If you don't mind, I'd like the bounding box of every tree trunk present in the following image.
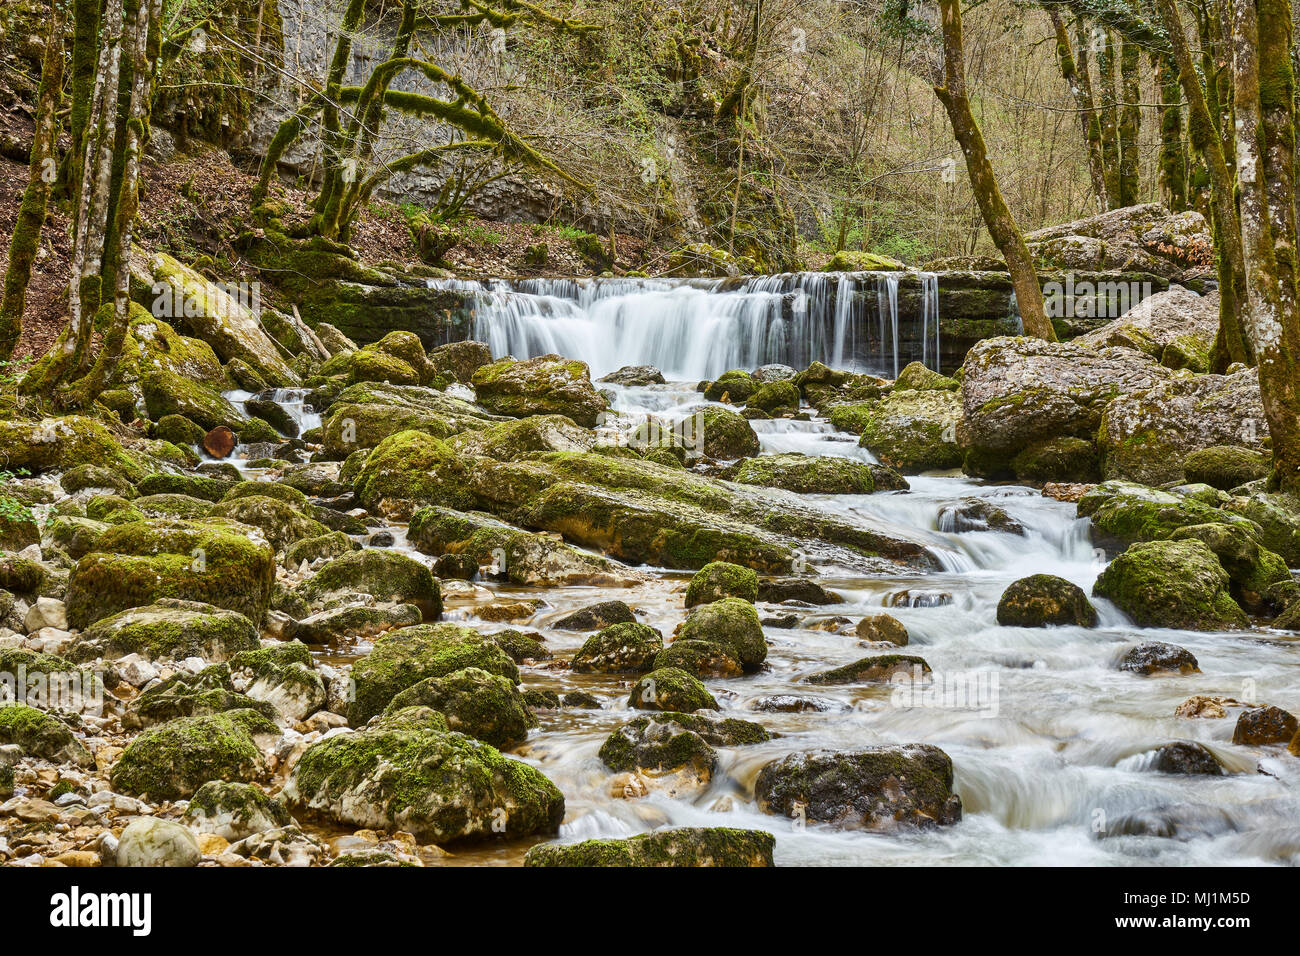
[934,0,1055,341]
[1047,8,1107,212]
[0,0,67,361]
[1118,36,1141,206]
[1097,31,1122,207]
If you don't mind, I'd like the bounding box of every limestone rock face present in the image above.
[1076,286,1219,371]
[1025,203,1212,280]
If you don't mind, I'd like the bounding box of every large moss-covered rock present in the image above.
[747,379,800,415]
[452,414,595,461]
[0,705,93,767]
[352,430,475,520]
[182,781,292,840]
[1097,368,1268,485]
[693,406,760,460]
[429,340,492,383]
[675,597,767,669]
[524,827,774,867]
[685,561,759,607]
[755,744,962,830]
[996,574,1098,627]
[61,463,138,498]
[0,416,146,480]
[1168,523,1290,609]
[137,472,237,502]
[1183,445,1272,490]
[628,667,718,712]
[959,337,1171,476]
[230,642,327,722]
[471,354,606,427]
[67,599,259,663]
[572,622,663,673]
[734,453,874,494]
[65,518,276,628]
[855,389,962,473]
[1010,437,1100,483]
[44,512,112,561]
[383,666,534,747]
[299,549,441,618]
[123,664,275,729]
[207,495,328,552]
[110,708,278,800]
[703,369,759,403]
[319,382,492,456]
[598,711,769,773]
[284,706,564,844]
[1093,539,1248,630]
[1077,481,1257,550]
[348,623,519,724]
[1223,493,1300,565]
[804,654,930,685]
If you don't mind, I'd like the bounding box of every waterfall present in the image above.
[431,271,942,381]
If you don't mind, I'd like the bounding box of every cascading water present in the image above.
[431,271,942,380]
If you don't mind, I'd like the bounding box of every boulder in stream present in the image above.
[1093,540,1247,630]
[524,827,774,867]
[996,574,1097,628]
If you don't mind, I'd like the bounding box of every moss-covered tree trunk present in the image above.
[1047,8,1107,212]
[58,0,103,197]
[934,0,1054,341]
[1157,56,1188,210]
[0,0,68,361]
[1097,30,1122,208]
[1118,35,1141,206]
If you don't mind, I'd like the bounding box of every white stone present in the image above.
[113,817,201,867]
[24,597,67,632]
[116,654,159,688]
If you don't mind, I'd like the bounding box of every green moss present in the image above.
[0,704,93,766]
[524,827,775,867]
[733,454,875,494]
[353,429,475,519]
[804,654,930,685]
[1093,539,1248,630]
[110,708,277,800]
[383,666,535,747]
[627,667,717,711]
[137,472,238,502]
[676,597,766,668]
[300,549,440,616]
[70,600,259,663]
[572,622,664,673]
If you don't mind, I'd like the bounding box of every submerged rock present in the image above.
[525,827,774,867]
[854,613,909,645]
[805,654,929,685]
[284,706,564,844]
[1116,641,1200,676]
[755,744,962,830]
[1150,742,1223,776]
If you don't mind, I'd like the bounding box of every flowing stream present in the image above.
[235,378,1300,866]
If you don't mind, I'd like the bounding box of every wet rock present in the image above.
[734,453,874,494]
[203,426,238,458]
[562,691,600,708]
[938,497,1025,534]
[428,340,493,383]
[676,597,767,670]
[432,553,478,580]
[67,599,259,663]
[703,369,759,403]
[348,623,519,724]
[747,380,800,416]
[1183,445,1272,491]
[112,817,201,868]
[887,589,951,608]
[1232,706,1298,746]
[383,667,535,747]
[123,664,275,729]
[285,706,564,844]
[654,639,743,677]
[1116,641,1199,676]
[598,365,665,386]
[553,600,635,631]
[628,667,717,712]
[1169,523,1289,610]
[1093,540,1248,630]
[598,712,768,775]
[525,827,774,867]
[1151,742,1223,775]
[996,574,1097,627]
[853,389,962,473]
[685,561,758,607]
[471,354,607,427]
[110,709,278,800]
[572,622,663,673]
[755,744,962,830]
[804,654,929,685]
[749,695,843,713]
[1098,368,1268,485]
[693,406,760,459]
[758,577,841,605]
[854,613,909,645]
[183,781,292,841]
[1175,695,1235,719]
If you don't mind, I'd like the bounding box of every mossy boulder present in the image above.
[572,622,664,673]
[734,453,875,494]
[183,781,292,840]
[284,530,360,567]
[0,555,46,593]
[1093,539,1248,630]
[452,415,595,462]
[1222,493,1300,565]
[0,510,39,551]
[996,574,1098,627]
[65,518,276,628]
[0,705,93,767]
[676,597,767,669]
[353,430,475,520]
[746,379,800,415]
[693,405,760,460]
[133,493,215,520]
[1168,523,1290,609]
[61,463,138,498]
[805,654,930,685]
[348,623,519,724]
[123,664,275,730]
[524,826,774,867]
[67,599,259,663]
[230,642,327,722]
[855,614,909,645]
[110,708,278,800]
[598,712,769,773]
[383,667,535,747]
[299,549,441,618]
[284,706,564,844]
[755,744,962,830]
[685,561,759,607]
[154,414,207,447]
[0,416,145,480]
[894,362,958,391]
[470,354,607,427]
[1010,437,1101,484]
[1183,445,1271,490]
[1077,481,1258,550]
[652,639,743,677]
[429,340,493,383]
[856,389,962,473]
[137,472,237,502]
[703,369,758,403]
[208,495,328,552]
[628,667,718,712]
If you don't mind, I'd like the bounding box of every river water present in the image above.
[237,377,1300,866]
